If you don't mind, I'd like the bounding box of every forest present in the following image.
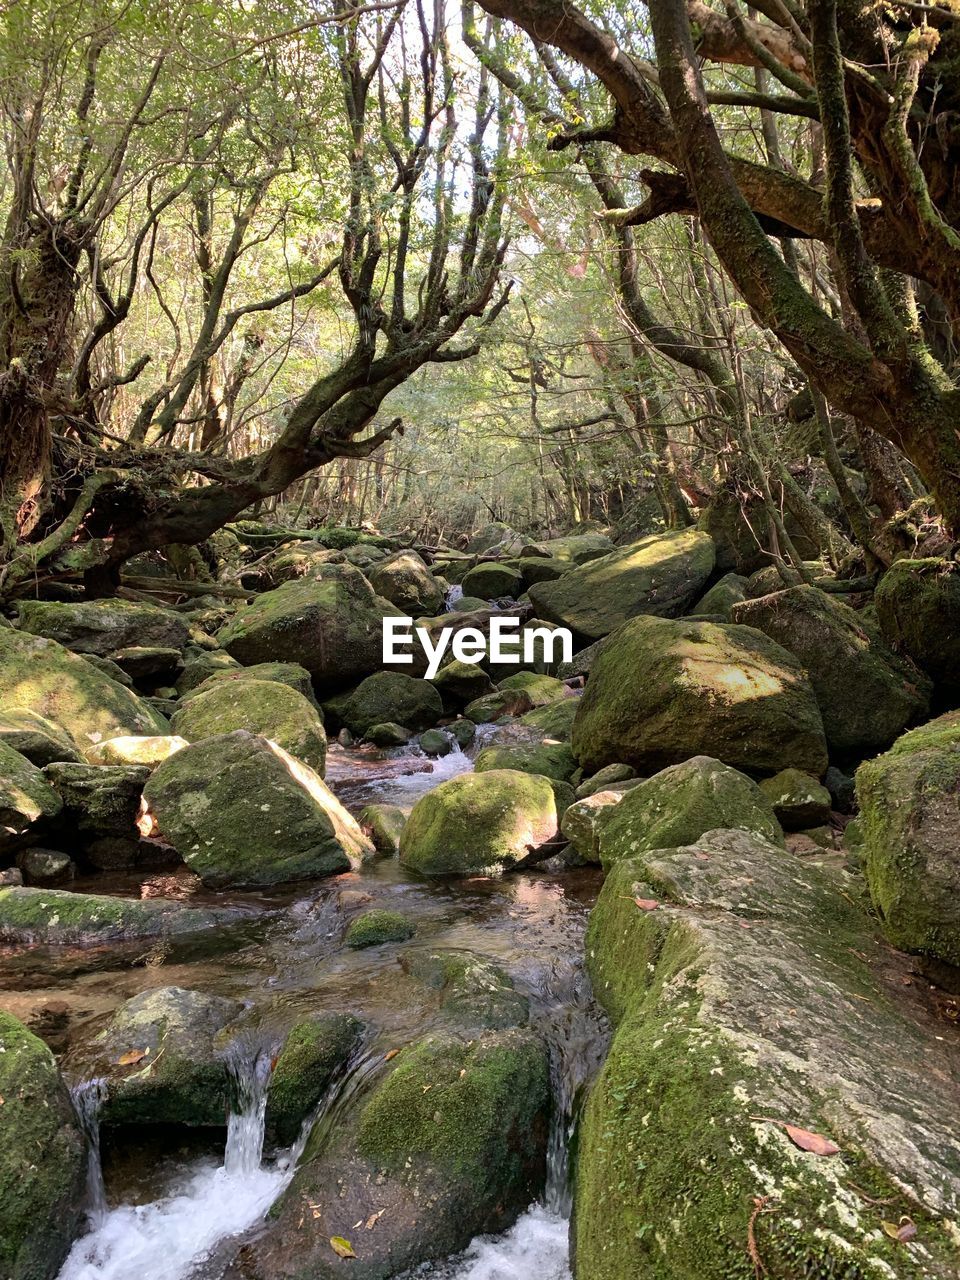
[0,0,958,1278]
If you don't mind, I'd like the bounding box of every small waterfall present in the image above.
[71,1079,109,1226]
[223,1045,271,1177]
[444,585,464,611]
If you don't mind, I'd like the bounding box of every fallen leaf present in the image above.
[882,1217,917,1243]
[116,1048,149,1067]
[633,898,659,911]
[330,1236,357,1259]
[384,1049,401,1062]
[783,1124,839,1156]
[366,1210,385,1229]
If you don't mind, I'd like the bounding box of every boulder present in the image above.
[597,756,783,870]
[0,1011,86,1280]
[856,712,960,966]
[874,558,960,696]
[518,555,570,587]
[367,550,444,615]
[110,645,183,680]
[16,597,188,656]
[418,728,453,756]
[578,829,960,1280]
[143,731,373,887]
[345,909,416,949]
[496,671,567,706]
[447,593,489,612]
[216,565,394,689]
[0,741,63,853]
[696,488,768,574]
[0,629,169,746]
[400,948,529,1030]
[466,521,521,553]
[527,528,715,641]
[44,761,149,840]
[400,769,563,874]
[464,688,533,723]
[359,803,407,854]
[759,767,833,829]
[448,718,476,749]
[265,1013,363,1145]
[84,735,188,768]
[175,649,243,694]
[575,762,636,798]
[688,571,749,619]
[560,790,625,862]
[171,679,327,774]
[519,697,579,739]
[71,986,243,1127]
[474,740,577,782]
[364,722,411,747]
[460,561,524,599]
[235,1029,548,1280]
[732,586,931,758]
[181,660,319,708]
[0,708,83,766]
[335,672,443,737]
[520,532,613,563]
[571,615,827,777]
[17,848,75,887]
[429,659,496,710]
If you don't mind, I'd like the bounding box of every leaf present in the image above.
[882,1217,917,1243]
[330,1236,357,1258]
[633,897,659,911]
[365,1210,385,1229]
[783,1124,839,1156]
[384,1049,401,1061]
[116,1048,149,1066]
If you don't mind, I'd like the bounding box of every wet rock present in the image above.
[688,571,749,619]
[367,550,444,615]
[143,731,373,888]
[171,678,327,774]
[84,735,188,768]
[759,767,832,829]
[0,708,83,767]
[474,740,577,783]
[265,1013,363,1146]
[732,586,931,758]
[418,728,453,756]
[447,718,476,749]
[460,561,524,599]
[464,688,533,723]
[44,762,149,843]
[364,722,412,747]
[335,672,443,737]
[399,769,563,875]
[0,741,63,853]
[429,660,496,711]
[16,598,189,656]
[597,756,783,870]
[572,615,827,778]
[0,1011,86,1280]
[345,909,416,949]
[235,1029,548,1280]
[527,528,715,641]
[874,557,960,697]
[0,629,169,747]
[400,948,529,1030]
[578,829,960,1280]
[17,848,75,887]
[575,762,636,799]
[856,711,960,966]
[560,790,625,863]
[360,803,407,854]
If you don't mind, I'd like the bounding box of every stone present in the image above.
[17,848,75,887]
[265,1013,363,1145]
[217,564,394,689]
[464,688,533,723]
[825,764,857,812]
[577,829,960,1280]
[759,767,833,829]
[447,718,477,749]
[697,488,768,574]
[400,947,529,1030]
[0,629,169,746]
[518,555,570,586]
[688,571,749,619]
[335,671,443,737]
[175,649,243,694]
[447,593,489,612]
[364,722,411,747]
[359,803,407,855]
[527,528,715,641]
[519,697,579,739]
[496,671,567,706]
[345,909,416,948]
[575,762,636,798]
[399,769,563,875]
[0,708,83,766]
[571,615,827,777]
[16,597,188,656]
[0,1011,85,1280]
[171,678,327,774]
[520,532,613,563]
[733,586,931,758]
[460,561,524,599]
[856,711,960,966]
[0,740,63,852]
[367,550,444,615]
[110,645,183,680]
[143,731,373,887]
[474,740,577,782]
[0,886,251,946]
[874,557,960,696]
[84,735,188,768]
[418,728,453,756]
[181,660,320,708]
[560,790,625,863]
[44,761,149,842]
[429,659,496,710]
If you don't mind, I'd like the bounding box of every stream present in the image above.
[1,727,607,1280]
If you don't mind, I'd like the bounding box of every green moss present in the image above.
[400,948,529,1029]
[464,689,533,723]
[520,697,579,739]
[496,672,567,706]
[474,740,576,782]
[345,909,416,948]
[172,678,327,773]
[875,559,960,694]
[337,671,443,736]
[266,1013,362,1145]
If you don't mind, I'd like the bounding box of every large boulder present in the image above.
[571,615,827,777]
[696,488,768,574]
[874,558,960,697]
[732,586,930,757]
[84,735,188,768]
[578,830,960,1280]
[759,766,832,829]
[179,661,318,708]
[520,697,579,739]
[175,648,243,694]
[0,708,83,766]
[474,740,577,782]
[0,741,62,853]
[597,756,783,869]
[143,731,372,887]
[333,671,443,737]
[429,659,496,711]
[16,597,188,656]
[216,565,393,689]
[171,679,327,774]
[0,629,169,746]
[856,712,960,966]
[520,532,613,563]
[367,550,444,615]
[0,1011,86,1280]
[560,789,625,863]
[399,948,529,1031]
[43,762,148,841]
[460,561,523,600]
[399,769,563,874]
[688,571,749,620]
[233,1029,549,1280]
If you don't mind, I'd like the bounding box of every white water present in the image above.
[425,1205,571,1280]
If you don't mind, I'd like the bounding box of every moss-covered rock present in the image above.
[447,592,489,612]
[856,711,960,966]
[874,557,960,696]
[265,1013,363,1145]
[345,909,416,948]
[560,789,625,863]
[399,769,563,874]
[527,528,715,641]
[578,829,960,1280]
[0,740,63,853]
[0,708,83,767]
[399,948,529,1030]
[496,671,567,706]
[460,561,524,599]
[16,598,188,656]
[575,762,636,798]
[180,661,319,709]
[242,1029,549,1280]
[519,696,579,739]
[171,678,327,774]
[0,629,169,746]
[336,671,443,737]
[688,571,749,619]
[359,802,406,854]
[0,1011,86,1280]
[418,727,452,756]
[474,740,577,782]
[464,688,533,723]
[367,550,444,615]
[571,615,827,777]
[518,555,570,587]
[17,847,74,887]
[84,735,188,768]
[759,767,832,829]
[364,722,411,747]
[596,756,783,870]
[732,586,931,758]
[448,718,477,749]
[44,761,149,840]
[144,731,372,888]
[521,532,613,563]
[216,565,393,689]
[697,488,769,574]
[429,659,496,711]
[174,648,244,694]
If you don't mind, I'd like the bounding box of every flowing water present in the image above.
[2,726,605,1280]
